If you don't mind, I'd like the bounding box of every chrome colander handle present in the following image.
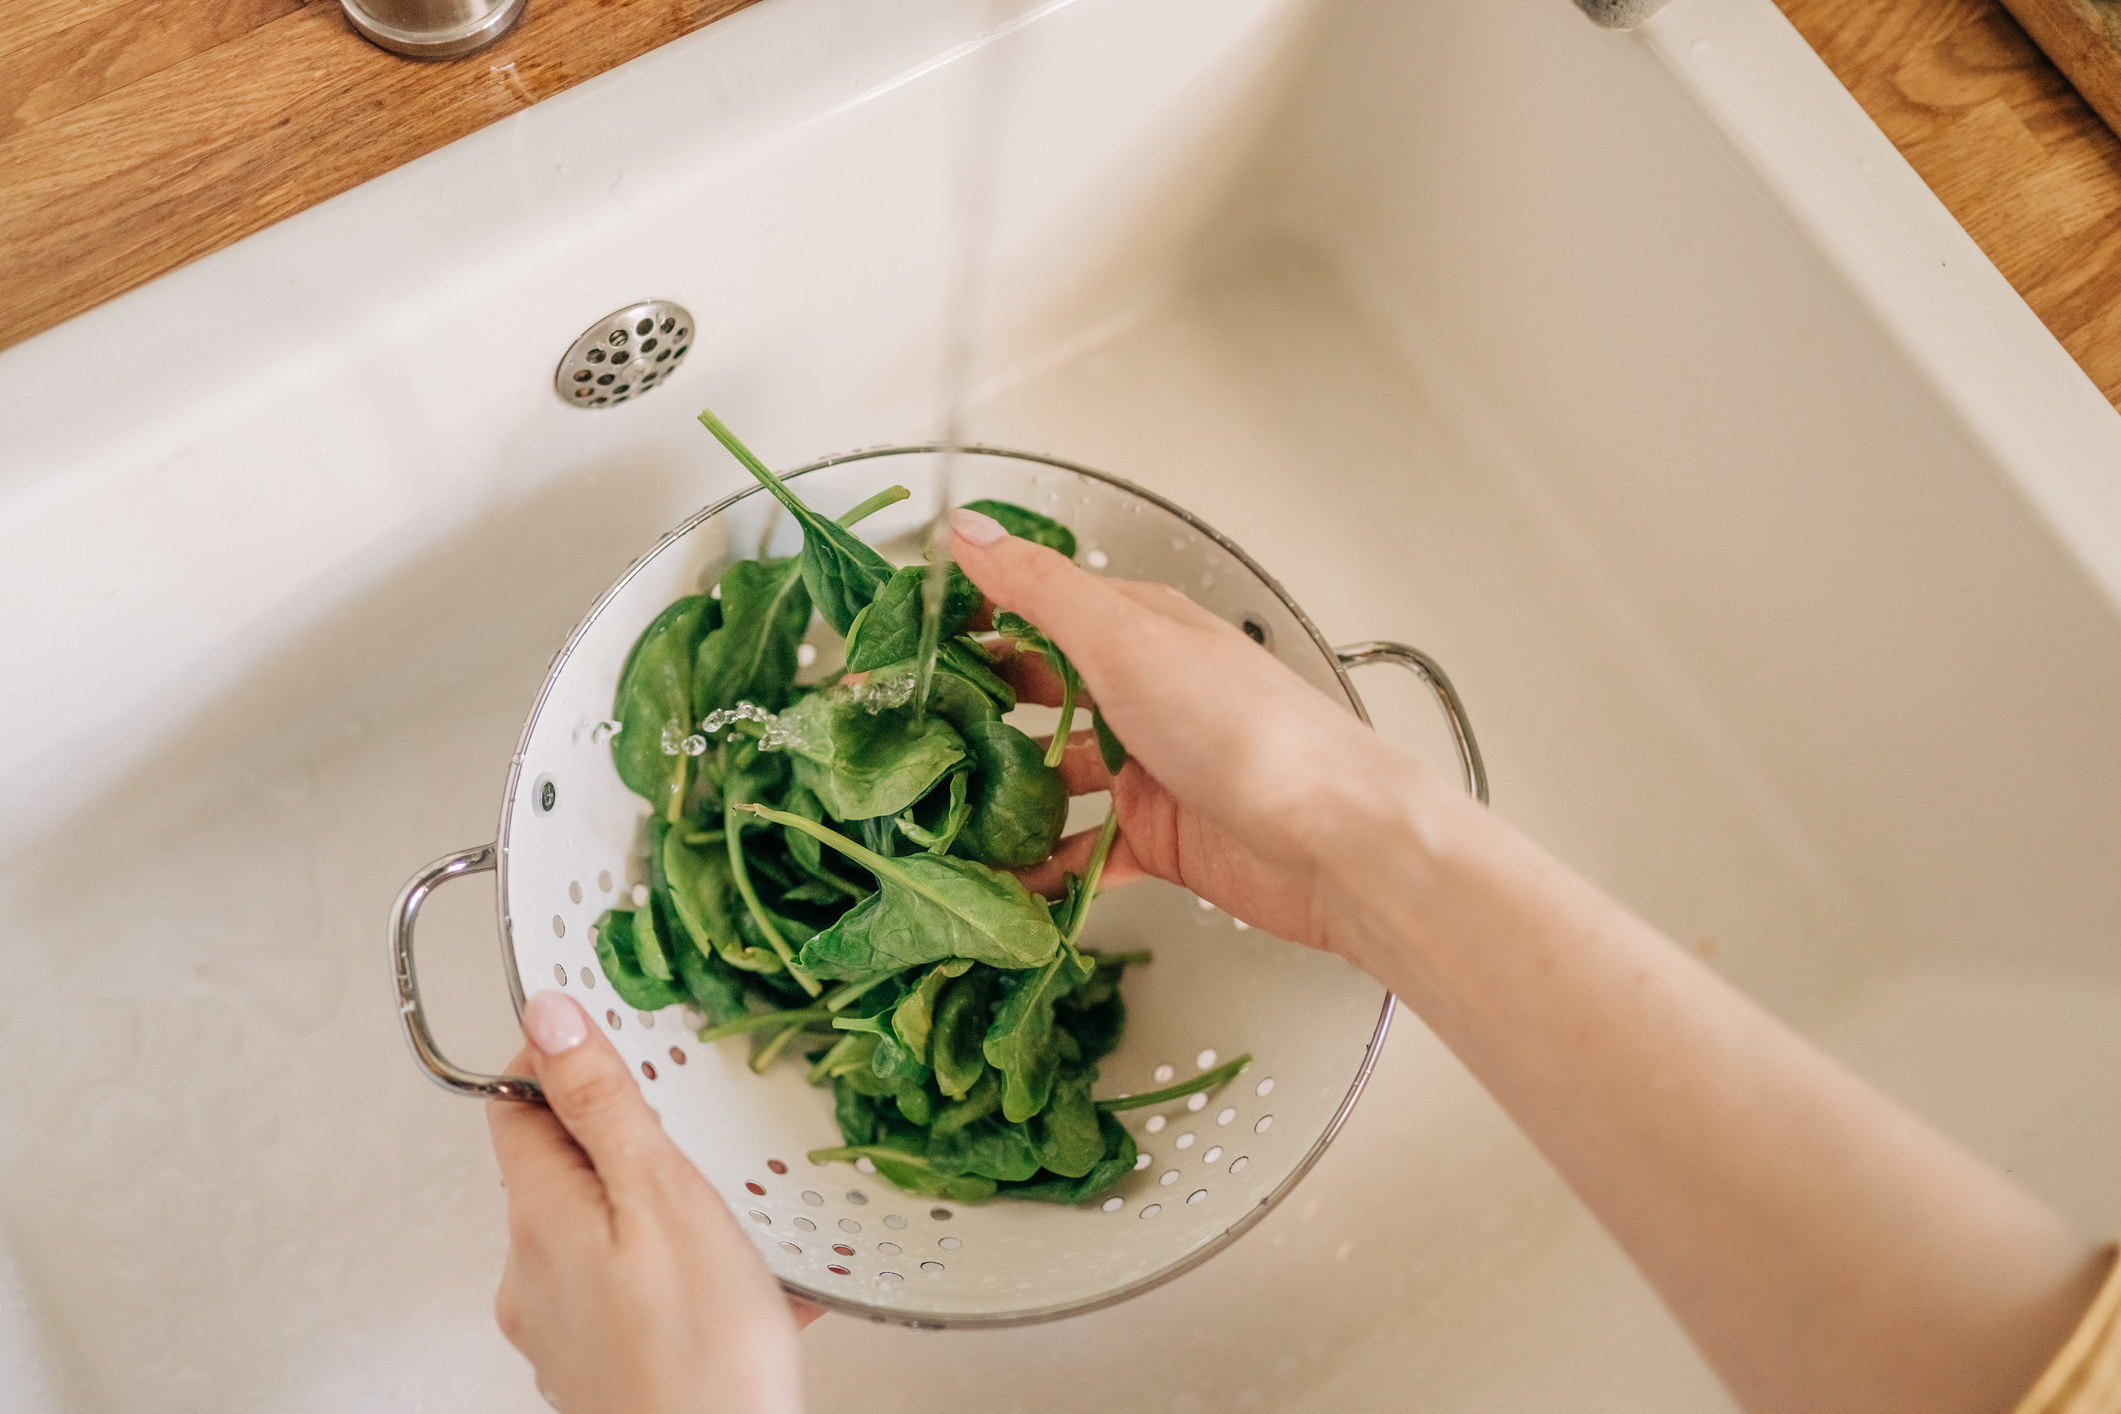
[391,844,545,1103]
[1336,641,1489,805]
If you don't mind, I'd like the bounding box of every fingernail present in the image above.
[949,507,1007,546]
[525,991,588,1055]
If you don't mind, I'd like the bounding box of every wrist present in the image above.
[1309,748,1466,985]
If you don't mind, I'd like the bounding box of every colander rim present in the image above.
[492,442,1397,1327]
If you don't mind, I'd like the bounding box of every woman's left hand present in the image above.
[488,990,820,1414]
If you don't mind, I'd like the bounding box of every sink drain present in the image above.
[555,300,695,409]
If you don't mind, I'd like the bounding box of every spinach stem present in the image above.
[837,485,912,528]
[1044,671,1078,769]
[1096,1053,1251,1112]
[697,1006,831,1042]
[1063,810,1123,948]
[725,794,821,996]
[750,1019,812,1073]
[824,972,897,1013]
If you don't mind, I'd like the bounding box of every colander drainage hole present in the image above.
[745,1182,766,1196]
[1203,1146,1223,1165]
[832,1244,855,1257]
[767,1159,788,1174]
[855,1157,876,1174]
[1145,1116,1166,1134]
[838,1219,861,1234]
[1255,1115,1274,1133]
[1153,1064,1175,1083]
[1159,1170,1179,1187]
[1230,1156,1249,1174]
[920,1261,944,1274]
[553,964,568,985]
[1175,1134,1195,1151]
[748,1211,770,1225]
[930,1208,953,1222]
[878,1241,902,1255]
[1187,1189,1208,1205]
[879,1271,903,1282]
[1256,1078,1275,1097]
[938,1236,961,1251]
[1133,1154,1152,1171]
[639,1061,657,1080]
[801,1191,824,1206]
[669,1046,687,1066]
[551,915,565,938]
[582,967,597,989]
[1102,1197,1124,1212]
[827,1265,850,1276]
[1196,1049,1217,1069]
[845,1191,868,1206]
[637,1011,656,1028]
[605,1010,621,1030]
[598,870,613,893]
[1139,1204,1162,1220]
[793,1218,816,1232]
[1217,1107,1237,1125]
[568,880,583,904]
[1187,1094,1208,1113]
[779,1241,801,1255]
[883,1214,905,1229]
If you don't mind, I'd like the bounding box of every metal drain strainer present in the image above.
[391,446,1485,1326]
[555,300,695,409]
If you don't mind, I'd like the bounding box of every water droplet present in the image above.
[1087,549,1110,569]
[591,719,621,745]
[679,734,708,756]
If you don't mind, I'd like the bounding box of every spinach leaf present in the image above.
[925,663,1003,733]
[659,819,781,975]
[927,1116,1042,1182]
[590,909,685,1011]
[953,720,1068,868]
[675,935,748,1026]
[723,777,821,995]
[844,563,982,674]
[776,689,965,822]
[1004,1114,1138,1203]
[805,1138,999,1203]
[1092,703,1128,775]
[1097,1053,1252,1112]
[930,967,996,1100]
[958,499,1078,559]
[1056,946,1140,1062]
[892,957,974,1062]
[833,1075,879,1146]
[897,769,970,856]
[631,891,675,982]
[938,637,1016,711]
[982,947,1095,1123]
[1031,1066,1105,1178]
[699,408,896,635]
[693,557,811,717]
[992,611,1082,768]
[612,595,715,820]
[744,804,1064,977]
[929,1066,1002,1137]
[696,1004,831,1042]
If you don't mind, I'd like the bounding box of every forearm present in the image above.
[1324,761,2101,1414]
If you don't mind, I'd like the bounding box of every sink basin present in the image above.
[3,0,2120,1408]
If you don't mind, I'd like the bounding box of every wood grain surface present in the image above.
[1997,0,2121,140]
[1775,0,2121,408]
[5,0,2121,416]
[0,0,759,351]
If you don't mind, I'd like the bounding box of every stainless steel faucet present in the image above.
[341,0,525,58]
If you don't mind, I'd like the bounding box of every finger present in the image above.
[1047,731,1114,796]
[521,991,671,1191]
[1016,823,1151,898]
[788,1297,827,1330]
[986,640,1073,708]
[950,511,1151,683]
[488,1047,605,1208]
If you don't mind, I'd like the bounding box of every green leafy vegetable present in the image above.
[590,909,686,1011]
[993,611,1082,768]
[982,946,1096,1123]
[693,557,811,716]
[1097,1053,1252,1112]
[959,499,1078,558]
[844,563,982,674]
[699,407,896,635]
[892,957,974,1062]
[746,804,1064,977]
[930,968,996,1100]
[776,689,966,823]
[612,595,715,821]
[953,720,1068,868]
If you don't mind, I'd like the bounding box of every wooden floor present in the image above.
[4,0,2121,414]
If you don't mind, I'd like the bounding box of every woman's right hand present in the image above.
[948,506,1453,960]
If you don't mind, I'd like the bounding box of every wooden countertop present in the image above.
[5,0,2121,419]
[0,0,758,351]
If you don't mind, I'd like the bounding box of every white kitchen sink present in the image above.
[4,0,2120,1408]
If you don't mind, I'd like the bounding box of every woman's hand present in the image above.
[950,506,1453,963]
[488,991,820,1414]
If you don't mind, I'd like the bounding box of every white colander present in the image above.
[390,445,1485,1327]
